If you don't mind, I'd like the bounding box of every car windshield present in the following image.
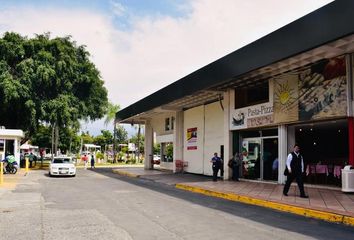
[52,158,72,164]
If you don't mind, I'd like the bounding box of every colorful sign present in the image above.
[273,56,347,123]
[230,102,273,130]
[298,57,347,120]
[273,74,299,123]
[186,127,197,150]
[231,56,347,128]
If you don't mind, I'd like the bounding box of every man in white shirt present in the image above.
[283,144,308,198]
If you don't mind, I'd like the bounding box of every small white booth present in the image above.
[0,129,25,165]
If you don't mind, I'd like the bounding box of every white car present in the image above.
[49,156,76,177]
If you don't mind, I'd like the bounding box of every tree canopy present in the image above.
[0,32,108,135]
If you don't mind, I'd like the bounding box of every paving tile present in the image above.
[114,168,354,218]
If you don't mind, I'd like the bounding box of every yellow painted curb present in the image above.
[112,169,140,178]
[175,183,354,227]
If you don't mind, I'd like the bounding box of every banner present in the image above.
[273,74,299,123]
[186,127,197,150]
[273,56,347,123]
[298,57,347,120]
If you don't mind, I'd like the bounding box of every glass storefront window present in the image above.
[291,119,348,186]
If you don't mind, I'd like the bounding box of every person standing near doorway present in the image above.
[228,152,242,181]
[211,152,222,182]
[283,144,309,198]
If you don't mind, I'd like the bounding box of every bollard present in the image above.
[0,162,3,185]
[25,157,29,173]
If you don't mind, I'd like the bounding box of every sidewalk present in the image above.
[112,167,354,227]
[0,169,28,199]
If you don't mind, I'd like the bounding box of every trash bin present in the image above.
[341,165,354,192]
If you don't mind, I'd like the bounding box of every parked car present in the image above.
[153,155,160,165]
[49,156,76,177]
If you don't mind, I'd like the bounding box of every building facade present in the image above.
[116,1,354,186]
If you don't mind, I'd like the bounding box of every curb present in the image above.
[175,183,354,227]
[112,169,140,178]
[0,170,28,190]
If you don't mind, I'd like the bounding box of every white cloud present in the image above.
[0,0,333,135]
[110,0,126,17]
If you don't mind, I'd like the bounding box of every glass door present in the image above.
[241,138,261,179]
[241,137,278,181]
[262,138,278,181]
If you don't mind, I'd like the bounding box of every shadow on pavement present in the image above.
[89,168,354,240]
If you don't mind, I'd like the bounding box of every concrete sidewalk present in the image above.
[112,167,354,227]
[0,169,28,200]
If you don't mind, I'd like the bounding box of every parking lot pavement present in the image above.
[111,167,354,226]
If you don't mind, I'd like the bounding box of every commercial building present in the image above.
[116,1,354,185]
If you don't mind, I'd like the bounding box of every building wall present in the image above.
[183,102,224,175]
[204,102,224,176]
[183,105,204,174]
[150,113,175,136]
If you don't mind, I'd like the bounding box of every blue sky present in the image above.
[0,0,191,30]
[0,0,333,136]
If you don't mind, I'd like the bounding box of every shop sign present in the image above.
[230,102,273,130]
[273,56,347,123]
[247,115,274,128]
[186,127,197,150]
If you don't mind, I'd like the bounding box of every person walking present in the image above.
[90,153,95,169]
[82,154,88,170]
[211,152,222,182]
[283,144,308,198]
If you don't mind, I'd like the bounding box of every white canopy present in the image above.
[20,143,39,150]
[83,144,101,149]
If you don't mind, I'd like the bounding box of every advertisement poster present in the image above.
[298,56,347,120]
[272,56,347,123]
[273,74,299,123]
[186,127,197,150]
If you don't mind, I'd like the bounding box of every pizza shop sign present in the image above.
[230,102,274,130]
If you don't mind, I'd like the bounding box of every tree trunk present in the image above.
[51,123,55,159]
[137,124,141,162]
[55,124,59,156]
[113,121,117,163]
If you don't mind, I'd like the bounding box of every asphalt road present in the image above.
[0,168,353,240]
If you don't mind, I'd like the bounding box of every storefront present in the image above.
[116,2,354,186]
[229,54,351,185]
[290,119,348,185]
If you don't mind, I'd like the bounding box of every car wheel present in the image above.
[48,172,52,177]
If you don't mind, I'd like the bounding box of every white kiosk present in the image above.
[0,129,25,165]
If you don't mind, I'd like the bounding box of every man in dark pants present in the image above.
[211,152,222,182]
[283,144,308,198]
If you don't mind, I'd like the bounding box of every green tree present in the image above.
[81,132,94,144]
[130,134,144,153]
[104,102,120,126]
[93,130,113,150]
[104,102,120,162]
[31,124,81,154]
[30,125,52,149]
[0,32,108,153]
[115,125,128,144]
[153,143,161,155]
